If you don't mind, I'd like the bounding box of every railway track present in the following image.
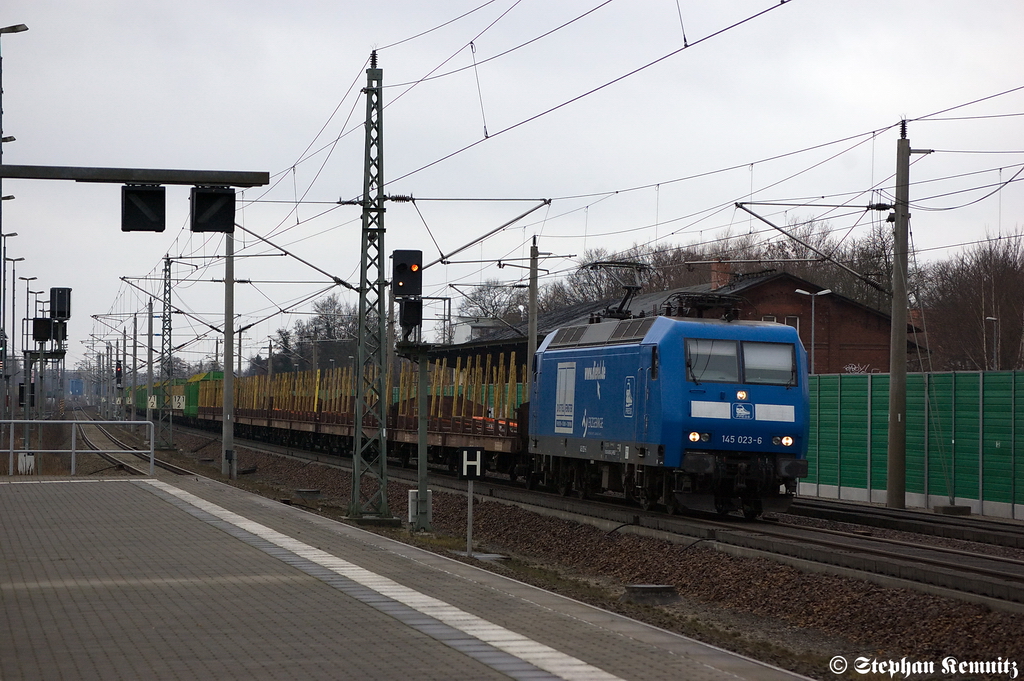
[433,478,1024,609]
[155,422,1024,612]
[71,409,191,477]
[788,497,1024,549]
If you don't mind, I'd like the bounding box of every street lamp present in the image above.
[28,289,44,419]
[18,276,35,421]
[1,23,29,229]
[29,289,43,341]
[19,275,35,358]
[795,288,832,374]
[7,257,24,356]
[1,23,29,411]
[0,235,16,417]
[985,316,999,371]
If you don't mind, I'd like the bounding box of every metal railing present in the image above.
[3,420,155,476]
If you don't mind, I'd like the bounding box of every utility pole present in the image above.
[526,236,539,398]
[351,50,391,519]
[266,338,273,414]
[886,125,910,510]
[886,121,931,509]
[131,313,137,421]
[121,328,126,420]
[146,299,153,428]
[159,255,173,448]
[222,232,236,479]
[414,343,430,531]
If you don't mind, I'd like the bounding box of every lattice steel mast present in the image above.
[350,51,391,518]
[158,255,173,447]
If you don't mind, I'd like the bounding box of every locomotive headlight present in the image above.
[736,390,748,401]
[772,435,795,447]
[701,432,711,442]
[689,431,701,443]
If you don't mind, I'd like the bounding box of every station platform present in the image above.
[0,475,809,680]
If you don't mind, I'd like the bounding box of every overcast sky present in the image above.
[1,1,1022,368]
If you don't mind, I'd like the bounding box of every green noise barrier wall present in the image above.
[804,371,1024,519]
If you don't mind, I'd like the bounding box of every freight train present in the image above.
[128,314,809,517]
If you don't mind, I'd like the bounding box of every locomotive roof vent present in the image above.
[549,317,655,349]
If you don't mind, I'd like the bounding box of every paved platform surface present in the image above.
[0,475,810,680]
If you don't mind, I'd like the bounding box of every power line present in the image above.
[911,167,1024,212]
[383,0,797,188]
[378,0,503,50]
[384,1,617,88]
[912,84,1024,122]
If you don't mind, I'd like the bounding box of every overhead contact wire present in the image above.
[386,0,797,187]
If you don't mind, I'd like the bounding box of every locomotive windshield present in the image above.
[685,339,738,383]
[742,342,797,385]
[686,338,796,386]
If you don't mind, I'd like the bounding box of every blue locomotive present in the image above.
[527,315,809,517]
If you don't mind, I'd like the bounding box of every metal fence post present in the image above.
[71,422,77,475]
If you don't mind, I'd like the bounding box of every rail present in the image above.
[3,420,155,476]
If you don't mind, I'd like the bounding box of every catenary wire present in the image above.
[382,0,797,189]
[378,0,503,50]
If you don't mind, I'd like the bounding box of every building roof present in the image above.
[436,269,922,358]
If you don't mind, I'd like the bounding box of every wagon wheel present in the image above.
[557,470,573,497]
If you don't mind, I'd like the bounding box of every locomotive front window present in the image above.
[686,339,739,383]
[742,342,796,385]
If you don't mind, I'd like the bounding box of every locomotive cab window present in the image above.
[742,342,796,385]
[685,339,739,383]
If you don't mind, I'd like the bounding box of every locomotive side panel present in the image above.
[529,343,657,465]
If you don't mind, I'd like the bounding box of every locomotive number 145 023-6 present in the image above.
[721,434,763,445]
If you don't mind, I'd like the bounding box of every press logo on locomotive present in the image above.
[584,360,606,380]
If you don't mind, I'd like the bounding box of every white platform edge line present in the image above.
[145,480,625,681]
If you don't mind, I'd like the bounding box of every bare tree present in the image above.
[457,278,528,324]
[919,232,1024,370]
[291,293,360,371]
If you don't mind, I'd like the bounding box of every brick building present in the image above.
[440,269,922,375]
[694,270,897,374]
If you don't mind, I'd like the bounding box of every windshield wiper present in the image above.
[687,359,701,385]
